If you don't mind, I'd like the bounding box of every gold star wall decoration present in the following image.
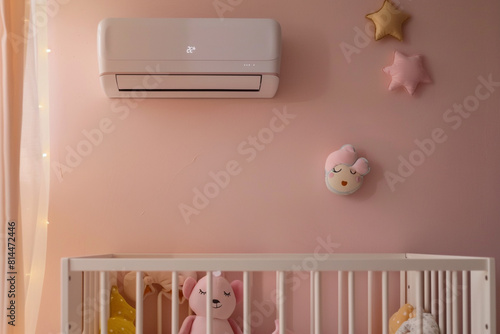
[366,0,410,41]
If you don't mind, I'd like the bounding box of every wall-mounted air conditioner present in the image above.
[97,18,282,98]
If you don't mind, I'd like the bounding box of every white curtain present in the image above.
[1,0,49,333]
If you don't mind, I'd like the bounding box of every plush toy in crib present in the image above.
[108,286,136,334]
[123,270,197,302]
[395,310,439,334]
[389,304,414,334]
[325,144,370,195]
[179,272,243,334]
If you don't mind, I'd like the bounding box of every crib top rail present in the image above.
[62,253,494,273]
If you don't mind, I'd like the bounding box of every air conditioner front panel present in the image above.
[100,74,279,98]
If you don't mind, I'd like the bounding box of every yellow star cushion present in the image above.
[366,0,410,41]
[107,286,136,334]
[389,303,414,334]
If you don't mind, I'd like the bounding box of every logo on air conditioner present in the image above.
[186,46,196,54]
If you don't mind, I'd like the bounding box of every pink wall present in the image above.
[40,0,500,332]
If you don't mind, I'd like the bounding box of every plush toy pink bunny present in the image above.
[179,272,243,334]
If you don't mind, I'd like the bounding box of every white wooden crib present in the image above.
[61,253,496,334]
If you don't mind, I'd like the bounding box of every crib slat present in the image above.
[313,271,321,334]
[452,271,458,334]
[243,271,251,334]
[83,271,91,334]
[207,271,213,334]
[462,271,469,334]
[382,271,388,334]
[438,270,445,333]
[446,271,451,334]
[367,271,373,334]
[400,271,406,307]
[136,271,144,334]
[171,271,179,334]
[278,271,286,334]
[100,271,109,334]
[93,271,99,334]
[348,271,355,334]
[88,272,94,334]
[416,271,424,334]
[338,271,343,334]
[431,271,437,318]
[424,270,430,311]
[309,272,314,334]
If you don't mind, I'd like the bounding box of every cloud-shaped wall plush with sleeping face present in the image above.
[325,145,370,195]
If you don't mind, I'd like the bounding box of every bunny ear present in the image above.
[353,157,370,176]
[340,144,356,153]
[230,280,244,304]
[325,144,358,171]
[182,276,198,299]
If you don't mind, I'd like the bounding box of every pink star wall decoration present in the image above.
[383,51,432,95]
